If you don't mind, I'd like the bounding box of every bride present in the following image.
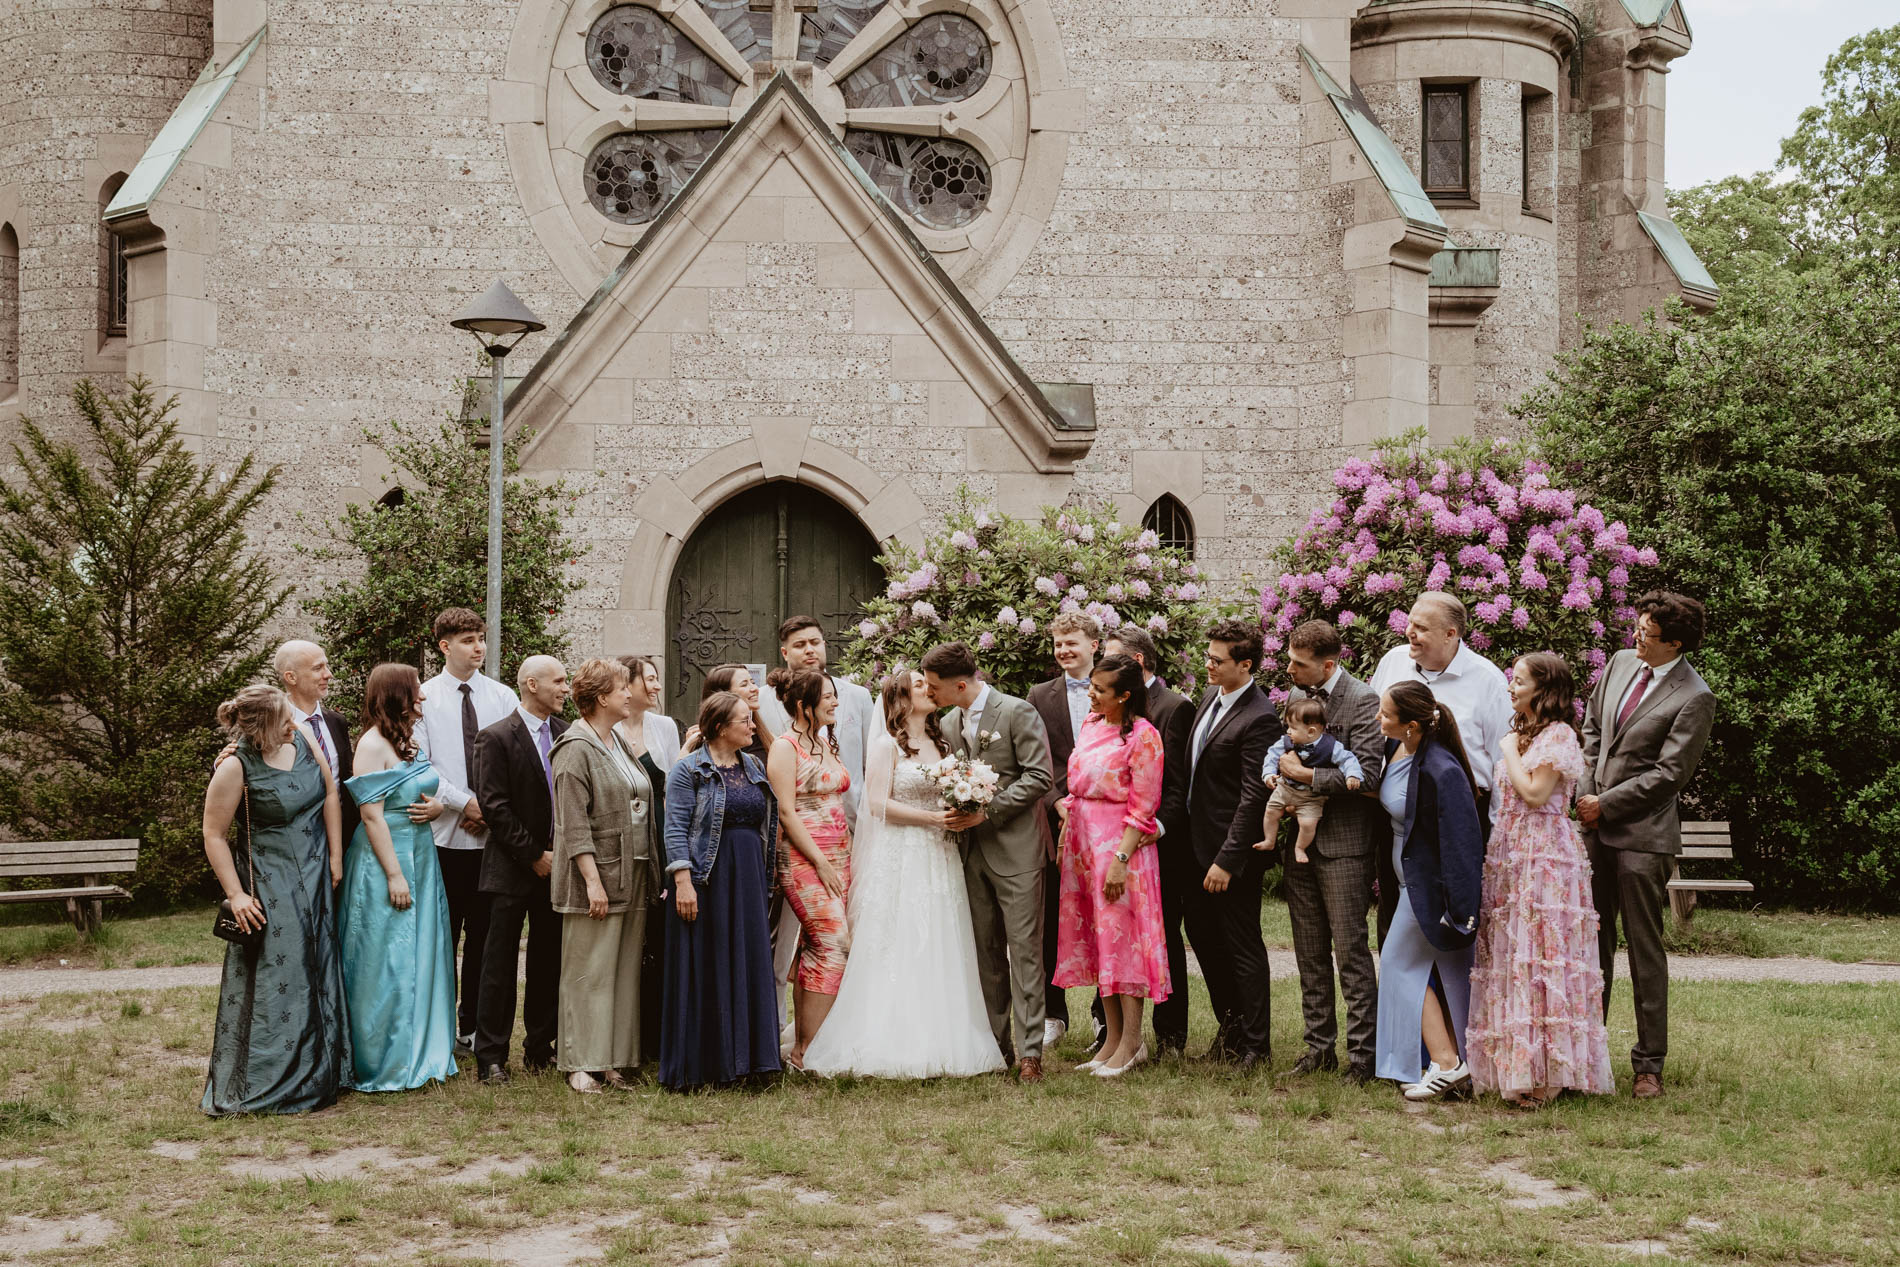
[801,670,1005,1079]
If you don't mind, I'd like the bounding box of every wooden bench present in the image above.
[1666,821,1752,926]
[0,839,140,935]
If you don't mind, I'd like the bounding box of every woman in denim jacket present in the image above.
[659,690,782,1090]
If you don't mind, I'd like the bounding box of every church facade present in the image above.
[0,0,1714,703]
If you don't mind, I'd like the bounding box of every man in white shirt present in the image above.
[755,616,876,1021]
[1368,591,1513,827]
[415,607,520,1054]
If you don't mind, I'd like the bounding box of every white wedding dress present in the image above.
[801,735,1005,1079]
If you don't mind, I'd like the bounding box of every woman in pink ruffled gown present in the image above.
[1053,654,1170,1077]
[1468,652,1615,1106]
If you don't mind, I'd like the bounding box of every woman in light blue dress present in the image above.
[336,663,459,1091]
[1374,681,1486,1102]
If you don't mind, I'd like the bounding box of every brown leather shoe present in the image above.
[1633,1072,1664,1099]
[1017,1056,1044,1084]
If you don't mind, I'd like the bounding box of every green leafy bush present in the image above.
[838,493,1243,699]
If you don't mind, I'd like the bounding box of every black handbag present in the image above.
[213,778,266,950]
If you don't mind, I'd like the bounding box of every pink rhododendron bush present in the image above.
[841,493,1242,699]
[1257,433,1656,695]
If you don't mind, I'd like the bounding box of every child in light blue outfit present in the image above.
[1260,698,1364,864]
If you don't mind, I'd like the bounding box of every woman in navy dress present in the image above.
[1374,680,1486,1102]
[336,663,459,1092]
[660,690,782,1091]
[201,685,351,1116]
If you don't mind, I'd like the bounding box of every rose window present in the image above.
[573,0,1003,229]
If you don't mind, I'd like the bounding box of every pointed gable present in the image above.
[508,73,1092,476]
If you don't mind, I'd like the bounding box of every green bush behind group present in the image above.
[3,26,1897,912]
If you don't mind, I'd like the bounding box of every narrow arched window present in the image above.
[1143,493,1195,557]
[100,175,128,340]
[377,486,407,509]
[0,222,18,402]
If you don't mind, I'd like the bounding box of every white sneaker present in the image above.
[1043,1019,1068,1048]
[1402,1060,1472,1101]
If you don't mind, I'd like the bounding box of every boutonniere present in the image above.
[976,729,998,747]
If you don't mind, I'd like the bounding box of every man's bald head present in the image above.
[519,655,563,688]
[272,640,332,711]
[518,655,571,721]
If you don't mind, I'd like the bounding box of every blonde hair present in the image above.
[570,656,630,715]
[217,684,291,750]
[1049,611,1101,640]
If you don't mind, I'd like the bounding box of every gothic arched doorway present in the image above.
[665,482,881,728]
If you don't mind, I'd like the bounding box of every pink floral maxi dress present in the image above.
[1053,715,1171,1002]
[776,735,852,996]
[1467,723,1615,1096]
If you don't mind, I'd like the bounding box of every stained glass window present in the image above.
[798,0,889,67]
[698,0,775,65]
[840,13,990,108]
[585,130,727,224]
[845,131,990,230]
[587,6,740,105]
[1422,84,1469,199]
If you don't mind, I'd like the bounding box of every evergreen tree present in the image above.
[0,378,287,903]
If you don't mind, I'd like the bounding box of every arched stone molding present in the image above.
[605,421,925,655]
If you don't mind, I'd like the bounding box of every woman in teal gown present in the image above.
[202,685,351,1117]
[336,663,459,1091]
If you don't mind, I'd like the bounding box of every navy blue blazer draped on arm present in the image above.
[1374,737,1485,953]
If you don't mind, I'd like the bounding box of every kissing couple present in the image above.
[800,641,1057,1082]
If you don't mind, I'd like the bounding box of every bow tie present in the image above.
[1311,686,1330,702]
[1066,678,1088,691]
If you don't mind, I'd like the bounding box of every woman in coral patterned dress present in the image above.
[1467,652,1615,1106]
[1054,654,1170,1077]
[765,668,852,1069]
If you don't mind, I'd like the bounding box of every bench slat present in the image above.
[1680,822,1729,834]
[0,838,140,855]
[0,847,140,862]
[1666,879,1754,893]
[1678,846,1733,860]
[0,859,139,877]
[0,885,133,903]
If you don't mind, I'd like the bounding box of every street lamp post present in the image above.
[449,280,545,681]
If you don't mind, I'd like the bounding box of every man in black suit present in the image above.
[1268,620,1384,1085]
[1103,625,1195,1055]
[274,639,365,843]
[471,655,570,1084]
[1025,611,1101,1050]
[1183,618,1280,1071]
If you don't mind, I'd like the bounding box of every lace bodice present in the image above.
[891,758,942,811]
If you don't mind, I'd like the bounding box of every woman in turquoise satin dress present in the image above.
[336,663,459,1091]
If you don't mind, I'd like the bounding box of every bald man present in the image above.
[274,639,359,840]
[470,656,570,1083]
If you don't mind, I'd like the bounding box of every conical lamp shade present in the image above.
[449,279,545,337]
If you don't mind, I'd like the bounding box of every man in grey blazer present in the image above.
[1268,620,1385,1085]
[924,641,1056,1083]
[1579,591,1717,1100]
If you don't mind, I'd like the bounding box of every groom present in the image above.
[922,641,1055,1083]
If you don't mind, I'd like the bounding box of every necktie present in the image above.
[307,710,332,770]
[536,720,554,797]
[460,683,480,784]
[1193,696,1225,767]
[1616,665,1655,730]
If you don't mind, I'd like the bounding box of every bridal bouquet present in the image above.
[933,754,1000,817]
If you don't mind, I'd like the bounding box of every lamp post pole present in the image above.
[448,278,545,684]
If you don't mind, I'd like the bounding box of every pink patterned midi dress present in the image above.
[776,735,852,996]
[1053,715,1171,1003]
[1467,723,1615,1097]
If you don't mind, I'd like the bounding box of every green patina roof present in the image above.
[1637,211,1718,297]
[1429,247,1501,288]
[1299,47,1445,235]
[1617,0,1690,35]
[104,27,265,224]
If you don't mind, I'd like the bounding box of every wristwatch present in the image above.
[1113,849,1131,864]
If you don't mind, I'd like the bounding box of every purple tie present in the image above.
[308,711,332,768]
[1616,665,1654,730]
[536,720,554,797]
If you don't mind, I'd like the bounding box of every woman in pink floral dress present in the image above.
[1054,654,1170,1077]
[1468,652,1615,1106]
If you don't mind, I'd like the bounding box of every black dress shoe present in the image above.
[1342,1061,1374,1086]
[1284,1050,1339,1078]
[1234,1052,1268,1075]
[479,1063,510,1086]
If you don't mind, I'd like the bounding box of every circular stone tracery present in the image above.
[845,131,990,230]
[585,130,726,224]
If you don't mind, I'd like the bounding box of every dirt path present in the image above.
[1,951,1897,1002]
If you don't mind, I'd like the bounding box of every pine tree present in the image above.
[0,378,288,902]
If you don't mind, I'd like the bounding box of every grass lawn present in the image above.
[1,974,1896,1265]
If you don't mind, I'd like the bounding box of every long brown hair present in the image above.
[1510,652,1577,746]
[700,663,752,700]
[880,670,945,759]
[364,663,422,761]
[766,666,840,759]
[1385,680,1476,801]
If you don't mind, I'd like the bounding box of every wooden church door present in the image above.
[665,483,881,727]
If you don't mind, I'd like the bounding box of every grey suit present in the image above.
[948,688,1055,1060]
[1580,648,1717,1076]
[1280,670,1385,1068]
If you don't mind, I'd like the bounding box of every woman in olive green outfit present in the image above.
[551,658,661,1093]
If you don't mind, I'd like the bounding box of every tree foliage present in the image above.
[1516,265,1900,906]
[0,379,288,903]
[304,409,588,718]
[838,492,1245,699]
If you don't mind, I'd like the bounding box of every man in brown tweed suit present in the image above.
[1264,620,1385,1085]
